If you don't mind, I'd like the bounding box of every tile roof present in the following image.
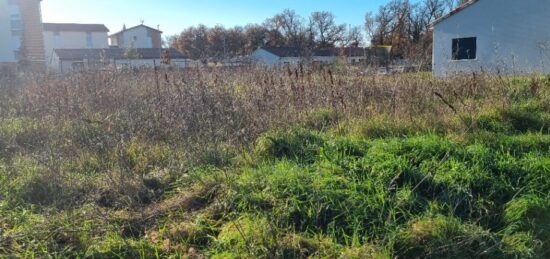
[430,0,481,27]
[109,24,163,37]
[53,48,186,60]
[43,23,110,32]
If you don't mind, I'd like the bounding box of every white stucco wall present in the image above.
[433,0,550,76]
[114,26,158,48]
[53,57,190,73]
[0,0,21,63]
[43,31,108,66]
[250,49,280,66]
[250,49,303,67]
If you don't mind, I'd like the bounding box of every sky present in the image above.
[41,0,390,37]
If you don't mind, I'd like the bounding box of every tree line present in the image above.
[169,0,465,62]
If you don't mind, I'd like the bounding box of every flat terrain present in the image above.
[0,67,549,258]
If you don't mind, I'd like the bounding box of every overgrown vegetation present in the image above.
[1,67,549,258]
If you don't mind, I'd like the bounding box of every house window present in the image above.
[10,14,23,33]
[133,36,138,41]
[86,32,93,48]
[452,37,477,60]
[53,31,60,48]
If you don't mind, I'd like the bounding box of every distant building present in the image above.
[51,48,189,73]
[108,24,162,48]
[250,46,391,67]
[432,0,550,76]
[43,23,109,65]
[0,0,45,68]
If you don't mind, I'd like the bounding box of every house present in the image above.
[43,23,109,66]
[250,46,391,67]
[108,24,162,48]
[250,47,307,67]
[0,0,45,68]
[432,0,550,76]
[51,48,189,73]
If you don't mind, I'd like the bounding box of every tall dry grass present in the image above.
[1,67,522,147]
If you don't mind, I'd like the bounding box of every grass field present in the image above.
[0,67,549,258]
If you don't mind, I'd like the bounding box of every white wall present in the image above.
[115,26,156,48]
[433,0,550,76]
[250,49,280,66]
[115,58,188,68]
[0,0,20,63]
[250,49,307,67]
[53,57,190,73]
[43,31,108,66]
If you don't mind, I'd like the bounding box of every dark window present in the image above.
[10,14,22,31]
[86,32,93,48]
[452,37,477,60]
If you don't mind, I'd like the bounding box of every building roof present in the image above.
[53,48,186,60]
[43,23,110,32]
[430,0,481,27]
[261,47,308,58]
[260,47,388,58]
[109,24,163,37]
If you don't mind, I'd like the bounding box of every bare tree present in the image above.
[265,9,307,47]
[172,24,209,60]
[342,25,364,47]
[309,11,346,48]
[207,25,227,61]
[364,0,456,62]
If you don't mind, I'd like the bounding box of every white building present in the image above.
[51,48,190,73]
[0,0,45,67]
[109,24,162,49]
[432,0,550,76]
[250,47,390,67]
[43,23,109,66]
[250,47,305,67]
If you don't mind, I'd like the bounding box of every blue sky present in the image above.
[41,0,389,36]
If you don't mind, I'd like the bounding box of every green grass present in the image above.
[2,72,550,258]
